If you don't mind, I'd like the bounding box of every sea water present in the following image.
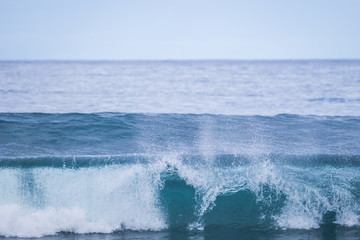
[0,60,360,240]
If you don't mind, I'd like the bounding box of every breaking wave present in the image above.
[1,113,360,237]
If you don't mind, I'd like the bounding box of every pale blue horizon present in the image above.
[1,0,360,60]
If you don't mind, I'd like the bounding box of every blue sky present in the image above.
[1,0,359,60]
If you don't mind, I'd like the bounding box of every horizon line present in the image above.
[0,58,359,62]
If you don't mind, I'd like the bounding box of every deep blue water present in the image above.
[1,113,360,240]
[1,60,360,239]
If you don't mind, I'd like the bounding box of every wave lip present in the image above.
[1,153,360,237]
[1,153,360,168]
[1,113,360,237]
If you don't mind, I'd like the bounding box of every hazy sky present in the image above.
[1,0,359,60]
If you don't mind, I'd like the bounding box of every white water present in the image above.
[0,165,166,237]
[0,155,359,237]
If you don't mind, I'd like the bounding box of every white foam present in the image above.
[161,154,360,230]
[272,165,360,229]
[1,156,360,236]
[0,165,166,237]
[275,212,319,230]
[336,211,359,227]
[0,205,112,237]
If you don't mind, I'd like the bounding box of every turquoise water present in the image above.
[1,60,360,239]
[1,113,360,239]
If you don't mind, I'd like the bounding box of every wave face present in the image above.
[0,113,360,238]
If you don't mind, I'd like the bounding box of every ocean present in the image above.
[0,60,360,240]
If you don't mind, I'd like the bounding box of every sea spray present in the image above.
[0,164,166,237]
[1,113,360,237]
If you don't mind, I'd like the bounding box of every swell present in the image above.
[1,113,360,237]
[1,154,360,168]
[1,113,360,157]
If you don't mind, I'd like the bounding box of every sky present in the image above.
[0,0,360,60]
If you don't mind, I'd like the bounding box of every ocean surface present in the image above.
[0,60,360,240]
